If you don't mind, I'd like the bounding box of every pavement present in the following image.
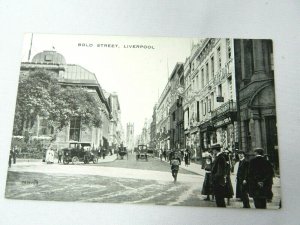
[15,153,118,165]
[159,157,281,209]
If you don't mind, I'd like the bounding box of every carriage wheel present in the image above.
[63,159,69,165]
[72,156,79,164]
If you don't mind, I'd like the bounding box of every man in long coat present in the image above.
[248,148,274,209]
[211,145,227,207]
[236,151,250,208]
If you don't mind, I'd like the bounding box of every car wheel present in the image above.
[72,156,79,164]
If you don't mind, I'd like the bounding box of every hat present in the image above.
[211,144,221,151]
[254,148,264,155]
[237,150,246,155]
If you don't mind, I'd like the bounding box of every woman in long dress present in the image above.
[46,148,55,164]
[224,151,234,205]
[201,157,213,200]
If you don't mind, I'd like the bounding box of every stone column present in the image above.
[251,40,268,81]
[240,120,247,152]
[252,113,262,148]
[240,40,246,85]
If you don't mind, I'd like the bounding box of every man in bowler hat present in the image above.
[248,148,274,209]
[236,150,250,208]
[211,144,227,207]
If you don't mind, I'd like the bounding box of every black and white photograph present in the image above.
[5,33,281,210]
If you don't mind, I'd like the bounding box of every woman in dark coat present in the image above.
[224,151,234,205]
[201,157,213,200]
[184,150,189,166]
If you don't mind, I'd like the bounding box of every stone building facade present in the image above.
[126,123,135,153]
[168,63,185,150]
[234,39,278,170]
[156,80,171,151]
[149,105,157,149]
[183,39,237,160]
[18,50,115,150]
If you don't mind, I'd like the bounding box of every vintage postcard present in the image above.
[5,33,281,209]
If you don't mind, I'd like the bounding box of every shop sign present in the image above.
[214,117,231,127]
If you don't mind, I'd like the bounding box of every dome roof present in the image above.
[32,50,66,64]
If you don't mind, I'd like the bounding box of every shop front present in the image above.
[211,112,237,152]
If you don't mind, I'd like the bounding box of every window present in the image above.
[211,56,214,77]
[217,46,221,69]
[227,77,233,99]
[206,62,209,84]
[201,68,204,88]
[196,75,199,90]
[227,39,231,59]
[45,54,53,61]
[211,92,214,111]
[218,84,222,97]
[196,101,200,122]
[69,117,81,141]
[202,100,206,116]
[206,96,209,113]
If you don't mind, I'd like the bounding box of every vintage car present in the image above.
[146,148,155,158]
[62,142,98,164]
[136,145,148,161]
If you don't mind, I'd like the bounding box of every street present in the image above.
[6,154,208,206]
[5,154,280,208]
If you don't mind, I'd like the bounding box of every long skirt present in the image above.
[201,173,213,195]
[224,176,234,198]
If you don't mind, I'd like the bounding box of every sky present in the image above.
[21,33,196,136]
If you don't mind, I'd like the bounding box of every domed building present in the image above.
[18,50,115,151]
[31,50,66,64]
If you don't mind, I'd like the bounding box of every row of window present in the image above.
[188,40,232,93]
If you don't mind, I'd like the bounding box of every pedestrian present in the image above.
[264,154,275,203]
[211,144,227,207]
[159,149,163,161]
[102,148,106,159]
[12,147,17,164]
[8,149,13,168]
[46,147,54,164]
[236,150,250,208]
[171,158,180,183]
[184,150,189,167]
[58,148,63,163]
[248,148,274,209]
[163,149,167,161]
[201,156,213,200]
[224,150,234,206]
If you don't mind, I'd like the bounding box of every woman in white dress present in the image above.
[46,147,55,164]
